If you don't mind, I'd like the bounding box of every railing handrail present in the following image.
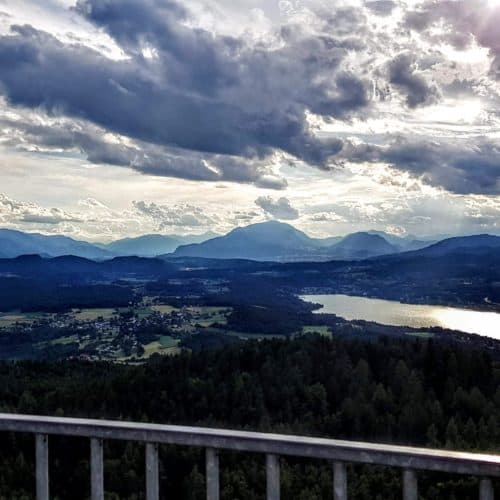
[0,413,498,477]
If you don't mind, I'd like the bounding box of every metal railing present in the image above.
[0,413,498,499]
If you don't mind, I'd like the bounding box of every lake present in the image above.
[301,294,500,340]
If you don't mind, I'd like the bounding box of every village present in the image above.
[0,301,232,361]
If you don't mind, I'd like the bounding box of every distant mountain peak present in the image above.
[100,232,216,257]
[172,223,403,262]
[417,234,500,255]
[325,232,398,260]
[341,231,388,242]
[0,228,111,260]
[231,220,303,233]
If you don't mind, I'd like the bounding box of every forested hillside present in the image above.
[0,335,498,499]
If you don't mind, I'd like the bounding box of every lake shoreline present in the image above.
[300,290,500,314]
[300,294,500,340]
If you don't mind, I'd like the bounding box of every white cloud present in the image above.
[255,196,300,220]
[132,200,222,230]
[0,193,82,225]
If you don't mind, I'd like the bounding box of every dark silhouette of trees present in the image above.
[0,334,497,498]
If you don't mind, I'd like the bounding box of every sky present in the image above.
[0,0,499,242]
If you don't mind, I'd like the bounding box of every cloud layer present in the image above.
[0,1,369,187]
[0,0,499,239]
[0,0,496,194]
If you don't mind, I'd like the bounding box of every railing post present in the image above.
[146,443,159,500]
[333,462,347,500]
[266,454,280,500]
[36,434,49,500]
[403,469,418,500]
[91,438,104,500]
[480,478,494,500]
[206,448,220,500]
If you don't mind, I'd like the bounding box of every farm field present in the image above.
[71,308,118,321]
[159,335,179,348]
[204,327,286,340]
[191,307,230,326]
[405,331,435,339]
[0,312,47,328]
[150,305,178,314]
[300,325,332,337]
[48,335,80,346]
[121,336,181,361]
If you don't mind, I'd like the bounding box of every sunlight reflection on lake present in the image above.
[301,294,500,339]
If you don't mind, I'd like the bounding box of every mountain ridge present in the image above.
[0,229,112,260]
[405,234,500,258]
[172,222,408,261]
[98,232,217,257]
[1,224,497,262]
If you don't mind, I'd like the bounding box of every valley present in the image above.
[0,229,497,362]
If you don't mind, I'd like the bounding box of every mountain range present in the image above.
[412,234,500,256]
[0,229,216,260]
[0,229,111,260]
[97,232,218,257]
[170,221,435,261]
[0,233,498,315]
[0,222,497,262]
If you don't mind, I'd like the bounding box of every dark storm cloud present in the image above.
[75,0,189,48]
[75,0,238,96]
[343,138,500,195]
[1,0,497,198]
[1,116,287,188]
[0,25,258,158]
[0,0,370,186]
[387,53,439,108]
[1,117,217,181]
